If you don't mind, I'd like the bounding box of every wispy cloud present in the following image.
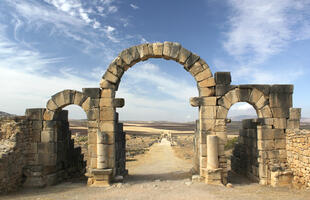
[116,62,199,122]
[224,0,310,63]
[217,0,310,83]
[130,4,139,10]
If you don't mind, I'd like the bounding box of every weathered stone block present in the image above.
[38,142,57,154]
[200,119,215,130]
[87,108,100,121]
[257,128,281,140]
[271,107,289,118]
[195,71,213,83]
[201,97,217,106]
[103,71,119,84]
[152,42,163,57]
[41,130,55,142]
[90,98,100,108]
[214,72,231,85]
[99,98,113,107]
[82,88,101,98]
[199,87,215,97]
[257,139,275,150]
[273,118,287,129]
[189,61,204,76]
[73,92,87,106]
[46,99,58,111]
[190,97,201,107]
[269,92,292,108]
[184,53,200,70]
[136,44,151,60]
[239,88,251,102]
[224,89,240,104]
[178,47,191,64]
[249,88,263,104]
[100,79,116,89]
[81,97,91,111]
[26,108,45,120]
[99,121,116,132]
[259,105,273,118]
[100,107,115,121]
[255,95,267,109]
[287,119,300,129]
[163,41,173,59]
[216,106,228,119]
[217,95,232,109]
[270,85,293,94]
[114,98,125,108]
[101,89,115,98]
[119,47,139,67]
[200,106,216,119]
[215,85,230,96]
[275,139,286,149]
[38,153,57,166]
[289,108,301,120]
[170,42,181,60]
[108,63,124,78]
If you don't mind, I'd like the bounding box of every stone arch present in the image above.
[45,89,90,120]
[100,42,215,97]
[98,42,215,184]
[217,86,273,119]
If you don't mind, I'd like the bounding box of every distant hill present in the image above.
[0,111,15,118]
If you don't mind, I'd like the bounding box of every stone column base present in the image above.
[271,170,293,187]
[203,168,223,185]
[87,169,112,187]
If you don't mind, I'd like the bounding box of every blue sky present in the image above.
[0,0,310,121]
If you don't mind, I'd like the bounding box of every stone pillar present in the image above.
[97,131,108,169]
[207,135,219,169]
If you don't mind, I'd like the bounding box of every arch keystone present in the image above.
[152,42,164,57]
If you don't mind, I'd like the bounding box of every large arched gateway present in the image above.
[0,42,302,191]
[43,42,297,186]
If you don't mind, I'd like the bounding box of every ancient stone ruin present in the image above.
[0,42,309,193]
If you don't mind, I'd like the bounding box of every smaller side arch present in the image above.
[217,87,273,119]
[44,89,89,120]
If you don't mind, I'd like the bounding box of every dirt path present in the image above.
[126,138,192,182]
[2,139,310,200]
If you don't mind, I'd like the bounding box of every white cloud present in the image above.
[217,0,310,84]
[130,4,139,10]
[115,62,199,122]
[224,0,310,63]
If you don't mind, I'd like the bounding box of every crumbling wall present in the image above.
[0,117,29,193]
[286,129,310,188]
[231,119,259,182]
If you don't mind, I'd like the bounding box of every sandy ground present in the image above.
[2,138,310,200]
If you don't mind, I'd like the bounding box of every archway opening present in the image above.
[226,102,258,184]
[116,59,198,182]
[62,105,87,182]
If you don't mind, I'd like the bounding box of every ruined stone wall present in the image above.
[0,108,86,193]
[286,129,310,188]
[231,119,259,182]
[0,117,29,193]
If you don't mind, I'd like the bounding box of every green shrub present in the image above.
[225,137,238,150]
